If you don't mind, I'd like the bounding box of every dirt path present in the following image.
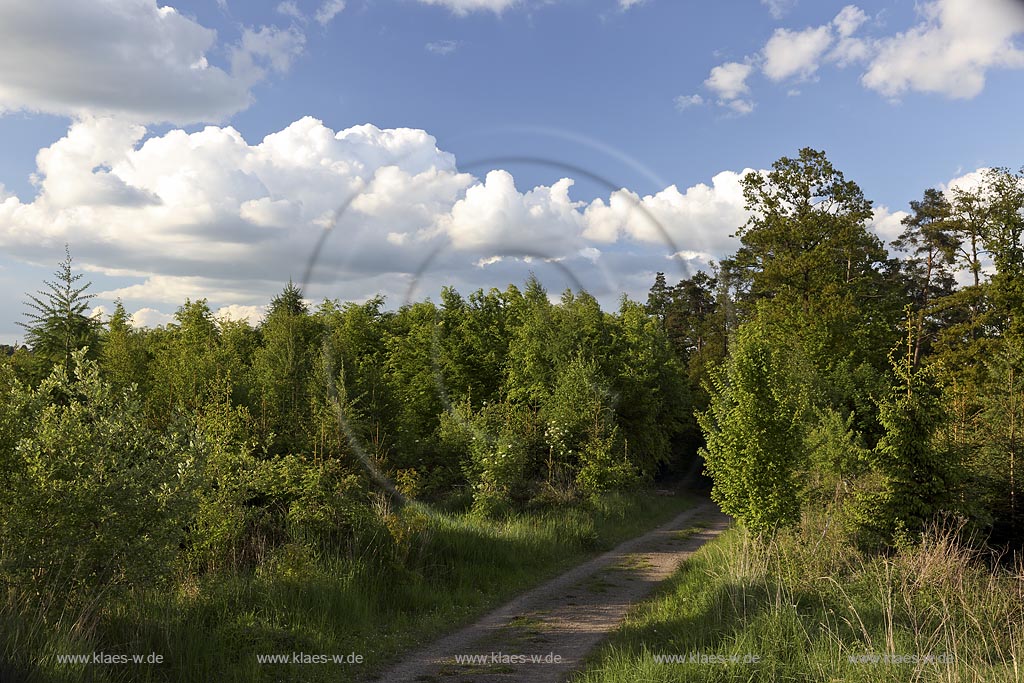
[372,498,730,683]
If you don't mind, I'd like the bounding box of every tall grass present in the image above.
[1,490,691,683]
[576,513,1024,683]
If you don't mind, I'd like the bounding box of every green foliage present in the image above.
[542,353,637,496]
[975,339,1024,534]
[1,352,188,595]
[978,167,1024,337]
[8,143,1024,680]
[100,299,149,393]
[146,299,226,426]
[253,282,321,455]
[18,245,102,378]
[731,148,895,371]
[612,297,691,477]
[440,399,541,514]
[854,325,959,545]
[698,320,810,534]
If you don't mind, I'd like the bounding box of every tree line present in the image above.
[0,255,693,598]
[685,149,1024,548]
[2,146,1021,606]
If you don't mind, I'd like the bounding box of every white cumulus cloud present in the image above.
[862,0,1024,99]
[704,62,755,114]
[0,0,304,125]
[582,169,752,256]
[763,25,834,81]
[0,116,768,322]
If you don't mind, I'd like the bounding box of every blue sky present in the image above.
[1,0,1023,342]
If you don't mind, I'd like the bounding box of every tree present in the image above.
[732,148,891,369]
[146,299,223,427]
[977,340,1024,538]
[645,271,670,328]
[611,297,691,478]
[697,320,810,534]
[1,352,189,594]
[505,275,556,406]
[894,188,958,367]
[100,299,149,393]
[254,282,320,455]
[857,314,959,544]
[543,353,633,496]
[948,183,989,289]
[18,245,102,377]
[979,167,1024,337]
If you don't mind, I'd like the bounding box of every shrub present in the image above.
[1,351,189,596]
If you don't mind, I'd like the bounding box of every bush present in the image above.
[0,352,189,597]
[185,392,375,570]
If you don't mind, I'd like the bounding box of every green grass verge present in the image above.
[3,490,694,683]
[575,515,1024,683]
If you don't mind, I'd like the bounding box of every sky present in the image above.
[1,0,1023,342]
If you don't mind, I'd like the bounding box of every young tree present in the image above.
[100,299,149,392]
[857,314,959,544]
[18,245,102,377]
[1,352,189,593]
[254,282,320,455]
[979,340,1024,534]
[697,320,810,534]
[147,299,223,426]
[505,275,556,406]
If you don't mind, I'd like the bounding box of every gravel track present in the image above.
[372,498,731,683]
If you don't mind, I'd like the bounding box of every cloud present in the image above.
[869,206,910,246]
[833,5,868,38]
[426,40,460,55]
[763,25,833,81]
[862,0,1024,99]
[0,0,304,125]
[416,0,519,15]
[216,304,267,325]
[619,0,646,9]
[674,94,705,111]
[761,0,797,20]
[942,167,990,195]
[130,307,176,329]
[438,172,587,253]
[0,116,776,330]
[277,1,304,20]
[230,26,306,83]
[314,0,346,25]
[581,170,752,256]
[697,5,874,111]
[704,62,755,114]
[704,62,752,100]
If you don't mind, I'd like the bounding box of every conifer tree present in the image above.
[18,245,101,377]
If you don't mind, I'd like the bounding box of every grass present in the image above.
[574,513,1024,683]
[2,490,694,683]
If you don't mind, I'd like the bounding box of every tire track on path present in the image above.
[372,498,731,683]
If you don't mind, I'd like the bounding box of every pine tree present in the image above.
[18,245,102,377]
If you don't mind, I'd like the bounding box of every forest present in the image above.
[2,147,1024,682]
